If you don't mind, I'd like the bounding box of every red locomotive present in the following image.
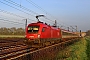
[26,22,62,40]
[24,15,62,46]
[24,15,79,47]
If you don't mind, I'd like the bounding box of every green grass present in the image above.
[55,38,87,60]
[86,37,90,60]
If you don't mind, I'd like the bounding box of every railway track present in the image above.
[0,37,80,60]
[0,38,39,60]
[0,38,25,59]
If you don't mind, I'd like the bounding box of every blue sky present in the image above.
[0,0,90,32]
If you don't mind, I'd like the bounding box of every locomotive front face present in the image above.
[26,25,40,40]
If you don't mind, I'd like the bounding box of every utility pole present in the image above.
[55,20,57,27]
[75,26,77,32]
[25,19,27,29]
[25,19,27,34]
[80,30,82,37]
[60,26,63,29]
[67,27,69,31]
[70,26,73,32]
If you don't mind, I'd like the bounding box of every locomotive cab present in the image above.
[25,22,48,44]
[25,21,52,44]
[28,26,39,33]
[26,25,40,40]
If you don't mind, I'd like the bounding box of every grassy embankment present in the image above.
[86,37,90,60]
[55,37,89,60]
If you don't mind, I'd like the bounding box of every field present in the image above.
[55,37,90,60]
[0,35,25,38]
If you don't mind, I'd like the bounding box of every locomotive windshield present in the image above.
[28,26,39,33]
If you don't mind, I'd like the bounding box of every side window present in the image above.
[42,27,45,32]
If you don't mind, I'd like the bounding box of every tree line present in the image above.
[0,27,90,36]
[86,30,90,36]
[0,27,25,35]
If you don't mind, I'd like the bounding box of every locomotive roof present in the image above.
[28,21,46,25]
[28,21,60,29]
[28,21,50,27]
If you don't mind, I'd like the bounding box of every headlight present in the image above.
[38,34,40,38]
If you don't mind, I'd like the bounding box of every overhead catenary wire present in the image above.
[26,0,77,31]
[25,0,56,25]
[26,0,55,22]
[26,0,48,14]
[0,0,34,17]
[4,0,38,15]
[0,18,24,25]
[0,0,77,31]
[1,0,60,26]
[26,0,59,19]
[7,0,56,24]
[0,20,24,27]
[25,0,61,22]
[0,14,22,23]
[0,0,42,23]
[0,9,25,19]
[25,0,66,26]
[0,0,37,28]
[0,9,36,22]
